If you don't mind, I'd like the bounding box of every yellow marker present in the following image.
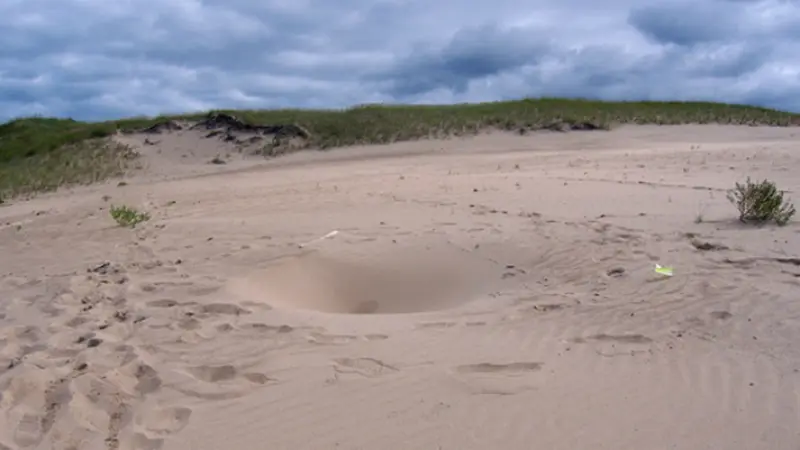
[655,264,673,277]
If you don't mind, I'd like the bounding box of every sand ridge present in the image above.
[1,125,800,449]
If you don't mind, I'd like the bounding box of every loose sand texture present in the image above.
[1,124,800,450]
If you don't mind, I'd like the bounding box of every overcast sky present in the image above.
[1,0,799,121]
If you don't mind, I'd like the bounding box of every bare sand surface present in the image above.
[1,125,800,450]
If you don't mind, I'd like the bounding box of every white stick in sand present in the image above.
[298,230,339,248]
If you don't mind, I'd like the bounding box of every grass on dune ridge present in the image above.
[1,98,799,201]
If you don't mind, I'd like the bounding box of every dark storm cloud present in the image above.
[0,0,799,122]
[628,2,742,46]
[373,25,553,97]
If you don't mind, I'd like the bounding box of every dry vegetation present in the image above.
[1,98,798,202]
[727,178,796,226]
[0,138,140,201]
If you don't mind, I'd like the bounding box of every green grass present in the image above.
[0,138,140,200]
[211,98,800,149]
[1,98,798,201]
[0,113,203,163]
[727,177,796,226]
[109,204,151,228]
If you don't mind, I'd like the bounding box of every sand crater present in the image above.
[226,247,494,314]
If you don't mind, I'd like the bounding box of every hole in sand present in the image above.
[225,246,498,314]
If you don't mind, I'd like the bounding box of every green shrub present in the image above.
[727,178,796,226]
[110,205,150,228]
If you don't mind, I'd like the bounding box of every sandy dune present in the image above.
[1,125,800,449]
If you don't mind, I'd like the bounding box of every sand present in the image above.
[1,124,800,449]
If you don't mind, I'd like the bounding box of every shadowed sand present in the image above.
[1,124,800,450]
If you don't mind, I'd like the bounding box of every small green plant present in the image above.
[727,177,795,226]
[110,205,150,228]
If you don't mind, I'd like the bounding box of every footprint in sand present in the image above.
[65,316,91,327]
[146,299,180,308]
[176,316,202,331]
[156,302,250,337]
[134,363,163,396]
[307,332,388,345]
[174,363,275,401]
[452,362,545,395]
[569,333,653,347]
[571,333,654,357]
[587,333,652,344]
[239,301,273,311]
[710,311,733,320]
[4,377,69,447]
[185,364,273,386]
[364,334,389,341]
[216,323,234,333]
[197,303,250,316]
[187,365,238,383]
[515,303,568,315]
[456,362,543,374]
[332,357,398,379]
[14,413,44,447]
[242,373,273,385]
[187,285,222,296]
[127,432,163,450]
[416,322,457,330]
[137,406,192,437]
[3,362,100,448]
[244,323,295,334]
[40,376,71,436]
[307,332,358,345]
